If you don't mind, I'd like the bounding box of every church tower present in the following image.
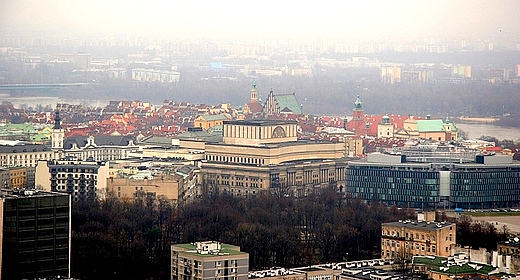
[250,82,258,103]
[352,94,364,120]
[346,90,366,134]
[51,110,65,151]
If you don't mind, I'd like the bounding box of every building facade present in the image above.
[35,160,109,201]
[202,120,347,197]
[171,241,249,280]
[346,149,520,209]
[0,188,71,279]
[0,141,54,168]
[381,220,456,260]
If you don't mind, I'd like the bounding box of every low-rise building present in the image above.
[413,254,513,280]
[381,220,456,259]
[171,241,249,280]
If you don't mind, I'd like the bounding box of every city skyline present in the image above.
[1,0,519,41]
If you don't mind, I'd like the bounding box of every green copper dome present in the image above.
[354,95,362,109]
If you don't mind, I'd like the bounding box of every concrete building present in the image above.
[131,68,180,83]
[171,241,249,280]
[381,66,402,84]
[35,159,109,201]
[107,171,180,204]
[381,220,456,259]
[0,188,71,279]
[202,120,347,198]
[346,147,520,209]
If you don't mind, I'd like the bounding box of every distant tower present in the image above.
[51,110,65,151]
[378,115,394,138]
[346,85,366,134]
[237,106,245,120]
[250,82,258,102]
[353,94,364,120]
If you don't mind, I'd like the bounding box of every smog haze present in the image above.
[1,0,519,40]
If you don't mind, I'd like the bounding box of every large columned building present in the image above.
[201,120,347,198]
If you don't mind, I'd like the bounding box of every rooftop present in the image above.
[224,119,297,126]
[173,241,247,257]
[383,220,454,231]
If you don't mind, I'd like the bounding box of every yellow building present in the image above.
[193,114,230,130]
[202,120,347,197]
[9,166,27,188]
[107,173,180,204]
[381,220,456,259]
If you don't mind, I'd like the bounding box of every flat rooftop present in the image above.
[383,220,454,231]
[173,243,247,257]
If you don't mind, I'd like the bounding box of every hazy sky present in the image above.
[1,0,519,40]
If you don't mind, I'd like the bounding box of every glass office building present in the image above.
[346,149,520,209]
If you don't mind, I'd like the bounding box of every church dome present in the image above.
[354,95,362,109]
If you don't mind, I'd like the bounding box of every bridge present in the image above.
[0,83,90,91]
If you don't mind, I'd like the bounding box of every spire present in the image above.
[354,85,362,110]
[250,82,258,102]
[354,95,362,110]
[53,110,62,129]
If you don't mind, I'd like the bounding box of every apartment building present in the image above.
[171,241,249,280]
[381,220,456,259]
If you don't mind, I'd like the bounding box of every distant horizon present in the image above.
[1,0,519,42]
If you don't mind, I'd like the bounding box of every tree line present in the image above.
[71,190,510,280]
[71,190,416,279]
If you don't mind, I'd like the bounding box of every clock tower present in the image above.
[51,110,65,151]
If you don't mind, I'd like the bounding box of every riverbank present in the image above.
[457,117,499,124]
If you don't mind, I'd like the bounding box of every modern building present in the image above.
[171,241,249,280]
[381,66,402,84]
[201,120,347,198]
[35,159,110,201]
[345,147,520,209]
[131,68,180,83]
[0,188,71,279]
[381,220,456,259]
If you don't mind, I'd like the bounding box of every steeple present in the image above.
[354,95,363,110]
[53,110,62,129]
[250,82,258,102]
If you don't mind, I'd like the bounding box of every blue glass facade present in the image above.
[346,161,520,209]
[450,165,520,208]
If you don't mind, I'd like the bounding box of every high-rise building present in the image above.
[381,66,402,84]
[171,241,249,280]
[0,188,71,279]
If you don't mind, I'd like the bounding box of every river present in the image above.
[456,123,520,141]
